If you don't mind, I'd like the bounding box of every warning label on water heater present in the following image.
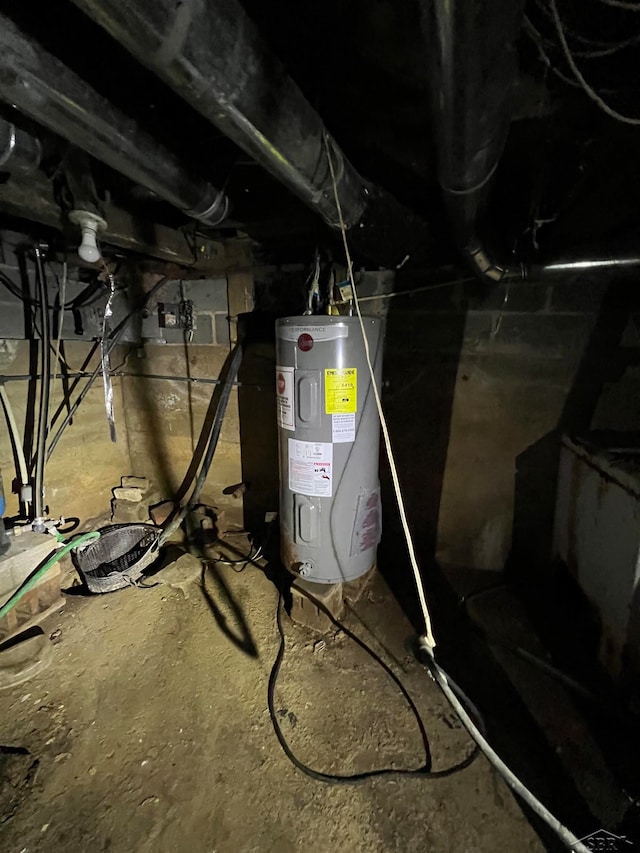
[275,366,295,430]
[325,367,357,414]
[332,413,355,443]
[288,438,333,497]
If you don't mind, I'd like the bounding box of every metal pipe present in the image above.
[419,2,640,283]
[70,0,430,265]
[33,246,51,522]
[0,118,41,176]
[540,257,640,274]
[419,0,527,281]
[0,171,222,268]
[71,0,364,229]
[0,13,228,227]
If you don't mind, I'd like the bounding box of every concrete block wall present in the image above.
[121,275,254,523]
[0,340,131,522]
[358,270,609,573]
[0,272,253,529]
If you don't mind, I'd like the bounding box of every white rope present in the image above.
[550,0,640,124]
[323,137,591,853]
[324,138,435,648]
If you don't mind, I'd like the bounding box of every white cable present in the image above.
[324,136,591,853]
[0,385,29,489]
[532,1,640,53]
[49,261,67,435]
[427,653,590,853]
[550,0,640,124]
[357,278,475,303]
[324,137,436,650]
[45,260,67,482]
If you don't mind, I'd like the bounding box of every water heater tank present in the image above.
[275,315,384,584]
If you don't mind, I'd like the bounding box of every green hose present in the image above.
[0,531,100,622]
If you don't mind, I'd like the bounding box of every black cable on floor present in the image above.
[268,589,480,784]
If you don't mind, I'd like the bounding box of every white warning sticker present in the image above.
[288,438,333,497]
[332,413,356,443]
[275,366,295,430]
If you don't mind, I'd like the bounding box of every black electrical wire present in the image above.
[158,342,243,545]
[0,268,107,311]
[212,544,263,572]
[268,588,481,784]
[46,275,170,460]
[0,270,35,304]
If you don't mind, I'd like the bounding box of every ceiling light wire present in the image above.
[526,13,640,58]
[323,137,591,853]
[549,0,640,124]
[535,0,640,47]
[524,16,582,87]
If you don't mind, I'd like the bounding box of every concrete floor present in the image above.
[0,561,544,852]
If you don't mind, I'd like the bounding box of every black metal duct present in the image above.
[419,0,527,282]
[0,13,228,227]
[70,0,430,265]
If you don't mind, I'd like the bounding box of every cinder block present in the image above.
[550,278,607,313]
[121,476,149,492]
[113,486,143,502]
[110,499,151,524]
[192,314,214,344]
[149,501,176,526]
[214,312,231,346]
[186,278,229,311]
[465,282,547,313]
[290,578,345,634]
[0,532,62,641]
[343,564,376,604]
[487,314,592,358]
[0,532,56,598]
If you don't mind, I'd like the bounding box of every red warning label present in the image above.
[275,365,295,430]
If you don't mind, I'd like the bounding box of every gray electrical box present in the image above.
[275,315,384,584]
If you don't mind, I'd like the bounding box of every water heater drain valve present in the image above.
[298,561,313,578]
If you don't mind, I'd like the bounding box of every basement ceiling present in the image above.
[1,0,640,267]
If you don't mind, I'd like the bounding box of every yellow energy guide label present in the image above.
[325,367,357,414]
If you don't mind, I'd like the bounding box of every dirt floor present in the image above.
[0,559,544,853]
